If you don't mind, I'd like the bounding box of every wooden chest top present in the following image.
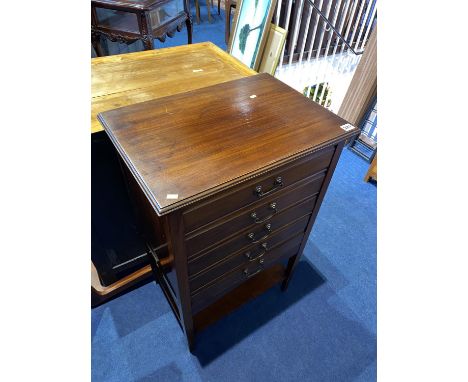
[91,42,255,134]
[98,73,358,215]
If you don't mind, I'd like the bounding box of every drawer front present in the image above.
[187,195,317,275]
[185,173,325,257]
[189,214,310,292]
[191,234,303,314]
[183,146,335,233]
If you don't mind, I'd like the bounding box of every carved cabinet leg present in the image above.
[142,36,154,50]
[92,32,104,57]
[139,11,154,51]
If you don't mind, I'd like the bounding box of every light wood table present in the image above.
[91,42,256,306]
[364,154,377,182]
[92,41,256,133]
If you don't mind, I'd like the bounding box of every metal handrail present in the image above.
[305,0,365,55]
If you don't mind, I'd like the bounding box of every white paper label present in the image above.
[166,194,179,200]
[340,123,356,132]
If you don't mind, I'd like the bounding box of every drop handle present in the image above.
[247,224,272,243]
[244,242,268,261]
[243,266,263,279]
[250,202,278,224]
[254,177,283,198]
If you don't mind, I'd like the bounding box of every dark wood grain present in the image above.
[99,74,358,216]
[91,42,256,133]
[191,236,302,314]
[163,211,195,349]
[193,263,285,333]
[91,44,255,309]
[184,173,324,256]
[103,73,360,349]
[182,148,332,233]
[186,196,317,275]
[188,216,309,291]
[188,215,308,280]
[281,141,346,291]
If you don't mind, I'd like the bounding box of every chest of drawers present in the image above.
[98,73,359,349]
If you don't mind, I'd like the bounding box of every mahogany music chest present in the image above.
[98,73,359,349]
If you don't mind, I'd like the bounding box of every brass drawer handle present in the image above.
[254,177,283,198]
[247,224,272,243]
[244,242,268,261]
[250,202,277,224]
[243,264,264,279]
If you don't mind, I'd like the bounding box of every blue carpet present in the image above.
[92,148,377,381]
[153,2,228,51]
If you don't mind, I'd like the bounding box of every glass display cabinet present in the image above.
[91,0,192,56]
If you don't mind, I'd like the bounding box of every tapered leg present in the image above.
[225,0,231,45]
[206,0,212,23]
[281,255,298,291]
[195,0,201,24]
[186,17,193,44]
[187,332,195,352]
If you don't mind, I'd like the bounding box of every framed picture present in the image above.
[228,0,278,71]
[258,24,287,75]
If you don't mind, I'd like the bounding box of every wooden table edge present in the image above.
[99,109,359,217]
[91,42,257,134]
